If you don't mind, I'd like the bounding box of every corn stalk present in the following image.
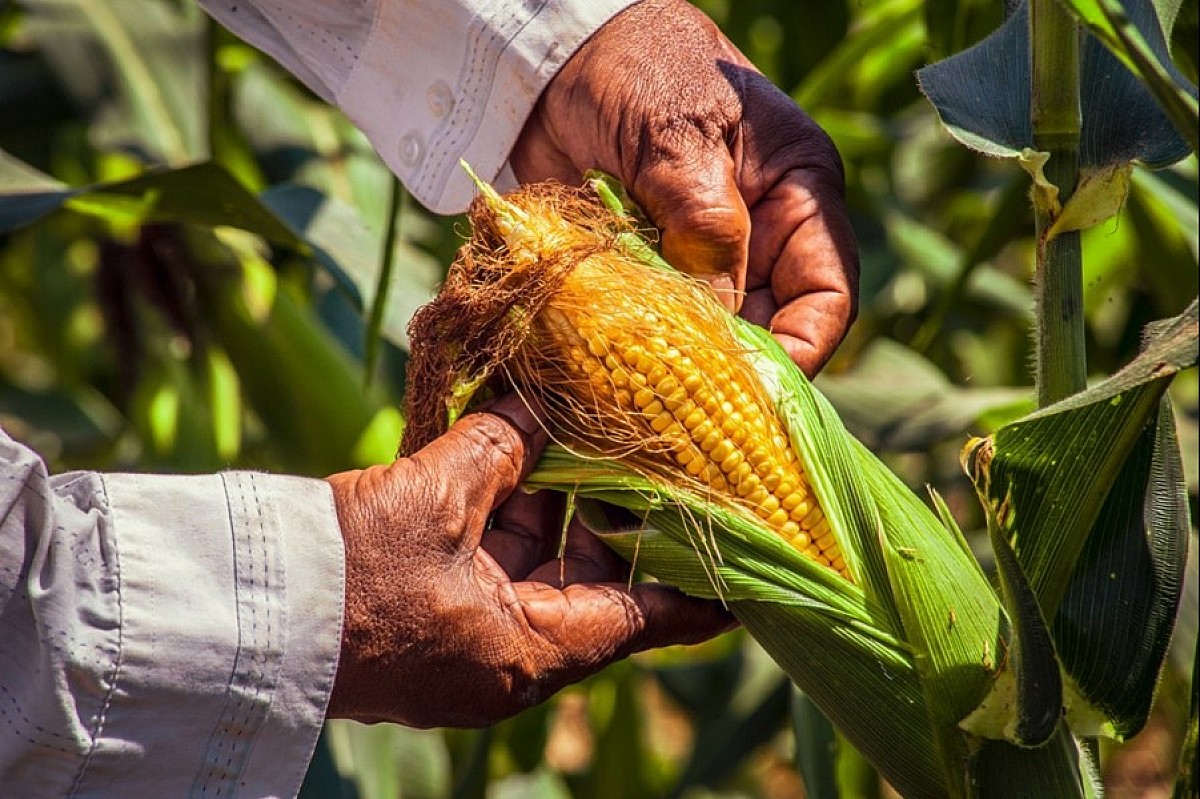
[1030,0,1086,406]
[916,2,1197,794]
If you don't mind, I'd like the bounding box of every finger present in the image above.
[514,580,737,672]
[524,517,630,587]
[409,392,550,517]
[630,135,750,312]
[483,490,565,580]
[743,168,858,377]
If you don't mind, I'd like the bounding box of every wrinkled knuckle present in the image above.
[638,109,731,174]
[461,415,524,475]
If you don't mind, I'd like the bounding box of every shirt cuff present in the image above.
[337,0,638,214]
[91,471,344,798]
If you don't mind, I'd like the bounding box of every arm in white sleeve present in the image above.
[0,428,344,798]
[199,0,638,213]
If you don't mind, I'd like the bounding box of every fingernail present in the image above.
[696,273,743,313]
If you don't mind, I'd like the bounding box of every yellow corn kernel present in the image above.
[744,485,769,506]
[765,508,789,528]
[736,472,762,498]
[663,386,689,411]
[710,439,735,464]
[539,308,848,580]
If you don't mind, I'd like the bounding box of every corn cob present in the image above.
[407,169,849,579]
[539,297,846,576]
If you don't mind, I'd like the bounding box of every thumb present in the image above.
[408,393,550,517]
[514,581,738,683]
[631,144,750,312]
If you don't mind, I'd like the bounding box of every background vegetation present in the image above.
[0,0,1195,796]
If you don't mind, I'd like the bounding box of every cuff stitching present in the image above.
[196,474,283,796]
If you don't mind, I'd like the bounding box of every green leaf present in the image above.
[1052,397,1190,737]
[579,662,656,799]
[967,723,1100,799]
[1175,631,1199,799]
[1048,163,1133,237]
[0,147,61,192]
[924,0,1006,61]
[21,0,205,165]
[262,184,440,351]
[668,674,790,794]
[0,160,306,246]
[792,0,923,110]
[1126,164,1200,314]
[490,768,572,799]
[815,339,1033,451]
[497,702,552,774]
[652,643,744,723]
[0,381,120,453]
[916,5,1033,160]
[960,506,1063,746]
[918,0,1197,168]
[297,728,354,799]
[198,238,393,474]
[883,208,1034,319]
[1059,0,1200,155]
[965,301,1197,736]
[0,148,70,231]
[325,720,451,799]
[966,300,1197,615]
[734,601,941,799]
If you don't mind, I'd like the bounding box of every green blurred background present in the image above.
[0,1,1195,796]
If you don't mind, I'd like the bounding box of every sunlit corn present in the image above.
[539,305,848,578]
[404,164,851,581]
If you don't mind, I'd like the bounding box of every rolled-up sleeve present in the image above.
[200,0,638,214]
[0,430,345,798]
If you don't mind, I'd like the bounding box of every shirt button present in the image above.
[426,81,454,118]
[398,131,424,167]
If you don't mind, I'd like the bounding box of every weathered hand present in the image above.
[511,0,859,376]
[324,394,734,728]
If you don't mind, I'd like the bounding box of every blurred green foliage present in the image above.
[0,0,1195,796]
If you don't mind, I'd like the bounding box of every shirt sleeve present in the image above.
[0,429,345,798]
[199,0,639,214]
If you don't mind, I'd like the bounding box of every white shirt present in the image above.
[200,0,638,213]
[0,429,342,797]
[0,2,636,796]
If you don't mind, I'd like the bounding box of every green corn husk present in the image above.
[401,167,1102,798]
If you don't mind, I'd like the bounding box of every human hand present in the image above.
[323,394,734,728]
[510,0,858,376]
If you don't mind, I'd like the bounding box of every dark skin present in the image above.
[511,0,858,376]
[326,396,735,727]
[326,0,859,727]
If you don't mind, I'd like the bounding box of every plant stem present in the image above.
[1030,0,1087,407]
[364,177,404,388]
